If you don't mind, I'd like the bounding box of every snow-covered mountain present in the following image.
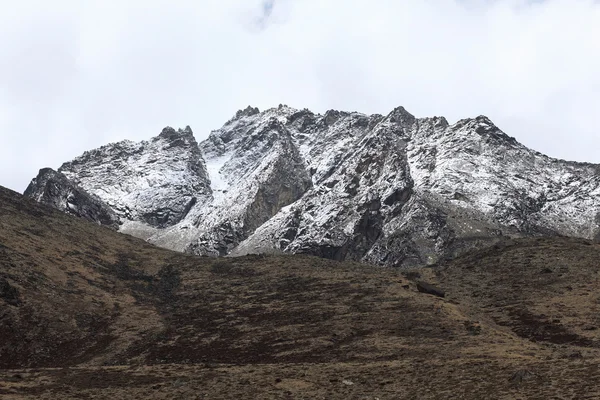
[25,105,600,267]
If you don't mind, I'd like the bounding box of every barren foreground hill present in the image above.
[1,184,600,399]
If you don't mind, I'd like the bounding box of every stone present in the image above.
[24,168,120,229]
[509,369,536,384]
[416,281,445,298]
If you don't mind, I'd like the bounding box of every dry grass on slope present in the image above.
[1,186,600,399]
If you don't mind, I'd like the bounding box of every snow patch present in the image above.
[205,153,232,203]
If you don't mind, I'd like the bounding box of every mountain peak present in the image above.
[235,106,261,119]
[155,126,198,149]
[158,125,194,138]
[159,126,176,136]
[453,115,519,147]
[387,106,416,126]
[323,109,346,125]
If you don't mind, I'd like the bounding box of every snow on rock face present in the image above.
[150,108,312,255]
[24,168,120,229]
[231,106,600,267]
[233,107,413,261]
[58,126,211,229]
[25,105,600,267]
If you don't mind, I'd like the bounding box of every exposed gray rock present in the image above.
[235,106,260,119]
[416,281,445,298]
[24,168,120,229]
[509,369,537,385]
[182,114,312,256]
[233,106,600,267]
[57,126,211,229]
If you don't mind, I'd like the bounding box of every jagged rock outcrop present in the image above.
[24,168,120,229]
[25,105,600,267]
[233,106,600,267]
[58,126,211,229]
[153,108,312,255]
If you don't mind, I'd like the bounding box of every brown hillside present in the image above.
[1,185,599,399]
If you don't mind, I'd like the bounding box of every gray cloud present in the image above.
[1,0,599,192]
[258,0,276,26]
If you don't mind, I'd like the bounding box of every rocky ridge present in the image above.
[25,105,600,267]
[24,168,120,229]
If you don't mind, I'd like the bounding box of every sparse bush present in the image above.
[210,260,233,274]
[464,320,482,335]
[402,270,421,281]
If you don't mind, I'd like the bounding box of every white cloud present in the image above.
[1,0,599,192]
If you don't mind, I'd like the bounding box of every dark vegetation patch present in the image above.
[112,254,153,282]
[506,308,595,347]
[0,278,21,306]
[210,260,259,277]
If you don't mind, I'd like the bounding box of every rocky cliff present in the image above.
[24,168,120,229]
[25,105,600,267]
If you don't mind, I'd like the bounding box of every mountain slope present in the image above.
[59,126,211,229]
[24,167,120,229]
[235,108,600,267]
[25,105,600,267]
[2,185,600,398]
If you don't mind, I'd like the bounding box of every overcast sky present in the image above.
[1,0,599,192]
